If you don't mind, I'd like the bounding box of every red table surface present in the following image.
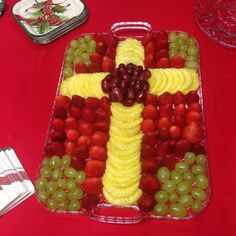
[1,0,236,235]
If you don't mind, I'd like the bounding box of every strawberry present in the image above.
[44,141,65,157]
[51,118,65,131]
[161,154,177,170]
[183,122,203,144]
[82,109,97,122]
[159,92,173,106]
[169,125,182,139]
[173,138,192,156]
[142,104,159,120]
[140,174,160,194]
[145,42,155,55]
[173,91,185,105]
[65,141,76,156]
[81,194,100,210]
[156,31,168,41]
[96,109,110,121]
[155,40,168,50]
[74,62,88,73]
[95,41,106,55]
[144,53,155,68]
[50,131,66,142]
[93,33,104,43]
[53,107,67,119]
[160,103,173,117]
[173,115,185,129]
[100,96,111,111]
[141,119,156,133]
[192,143,205,155]
[104,34,118,47]
[94,121,110,132]
[85,97,100,109]
[77,135,91,147]
[69,106,82,119]
[156,57,170,68]
[142,32,155,46]
[89,146,107,161]
[145,94,158,106]
[188,102,201,112]
[90,53,103,63]
[157,141,170,157]
[186,111,201,124]
[174,104,187,116]
[74,146,89,159]
[88,62,102,73]
[65,117,78,129]
[141,158,160,175]
[141,144,157,159]
[102,56,115,72]
[142,131,158,146]
[85,160,105,177]
[155,49,168,60]
[156,117,172,129]
[72,95,85,108]
[105,46,116,59]
[66,129,80,142]
[55,95,71,109]
[71,157,85,171]
[81,177,103,194]
[170,56,184,68]
[186,90,199,104]
[137,194,156,212]
[91,131,109,146]
[78,122,94,135]
[158,127,169,140]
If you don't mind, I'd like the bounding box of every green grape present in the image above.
[191,200,204,213]
[176,181,192,195]
[175,162,189,173]
[65,55,73,63]
[66,47,74,55]
[57,179,67,189]
[168,32,177,42]
[49,156,61,169]
[178,194,193,207]
[178,32,188,41]
[157,167,170,183]
[191,188,207,201]
[38,191,49,203]
[47,198,58,210]
[170,170,183,184]
[185,60,199,70]
[179,44,188,52]
[41,157,50,167]
[196,154,207,165]
[77,37,84,45]
[75,171,86,184]
[169,203,187,218]
[64,62,73,70]
[191,164,206,175]
[183,172,195,183]
[186,55,198,61]
[74,48,82,57]
[46,181,58,194]
[83,59,91,65]
[68,188,83,201]
[169,192,179,203]
[66,179,77,190]
[154,190,169,204]
[195,174,209,189]
[87,47,95,55]
[187,46,198,56]
[51,169,63,180]
[169,42,179,51]
[81,53,90,62]
[68,201,81,211]
[188,37,197,46]
[35,178,47,191]
[162,180,176,193]
[83,34,93,42]
[63,67,73,78]
[70,40,78,49]
[177,37,185,46]
[184,152,196,165]
[40,166,52,178]
[64,167,77,179]
[54,189,67,202]
[79,42,88,52]
[154,203,169,216]
[88,40,96,48]
[61,155,71,167]
[169,49,178,58]
[57,201,68,211]
[178,50,187,60]
[73,56,82,65]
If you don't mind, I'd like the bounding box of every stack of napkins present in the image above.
[0,148,34,216]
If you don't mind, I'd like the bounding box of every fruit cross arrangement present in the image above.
[35,30,209,220]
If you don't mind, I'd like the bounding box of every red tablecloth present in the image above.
[1,0,236,235]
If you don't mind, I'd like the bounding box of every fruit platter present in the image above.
[35,22,210,223]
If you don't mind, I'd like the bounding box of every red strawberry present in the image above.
[141,158,160,175]
[137,194,156,212]
[89,146,107,161]
[55,95,71,109]
[45,141,65,157]
[77,135,91,147]
[170,56,184,68]
[88,62,102,73]
[94,121,110,132]
[186,111,201,124]
[173,91,185,105]
[93,33,104,43]
[174,104,187,116]
[192,143,205,155]
[142,131,158,146]
[100,96,111,111]
[141,144,157,159]
[105,46,116,59]
[183,122,203,144]
[81,194,100,210]
[74,146,89,159]
[78,122,94,135]
[50,131,66,142]
[156,117,172,129]
[140,174,160,194]
[90,53,103,63]
[69,106,82,119]
[157,141,170,157]
[71,157,85,171]
[82,109,97,123]
[144,53,155,68]
[145,94,158,106]
[173,115,185,129]
[155,49,168,60]
[65,117,78,129]
[160,103,173,117]
[169,125,182,139]
[85,160,105,177]
[155,40,168,50]
[159,92,173,106]
[96,41,106,55]
[173,138,192,156]
[91,131,109,146]
[161,154,177,170]
[142,32,155,46]
[145,42,155,55]
[188,102,201,112]
[158,127,169,140]
[141,119,156,133]
[186,90,199,104]
[51,118,65,131]
[65,141,76,156]
[81,177,103,194]
[156,57,170,68]
[96,109,110,121]
[72,95,85,108]
[156,31,168,41]
[53,107,67,119]
[142,104,159,120]
[66,129,80,142]
[74,62,88,73]
[85,97,100,109]
[104,34,118,47]
[102,56,115,72]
